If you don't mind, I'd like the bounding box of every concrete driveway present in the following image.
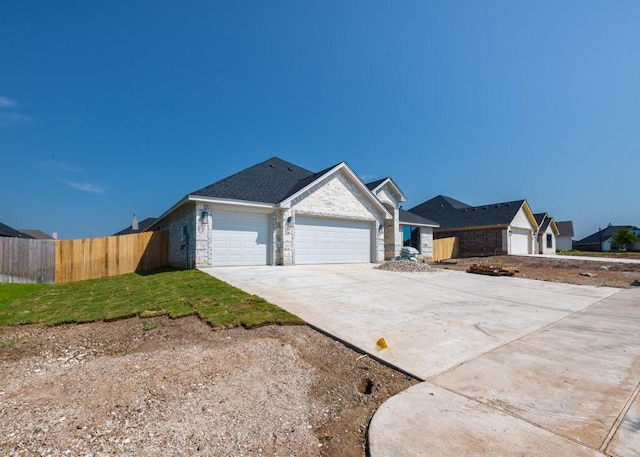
[202,264,640,456]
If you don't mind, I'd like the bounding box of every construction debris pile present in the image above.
[466,264,518,277]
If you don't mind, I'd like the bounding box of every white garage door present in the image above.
[211,211,270,266]
[295,217,372,264]
[510,229,531,255]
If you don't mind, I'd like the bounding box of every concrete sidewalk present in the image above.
[201,264,640,456]
[525,253,640,264]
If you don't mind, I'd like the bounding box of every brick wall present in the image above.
[435,228,506,257]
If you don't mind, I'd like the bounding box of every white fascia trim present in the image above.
[278,162,392,219]
[400,222,440,228]
[373,177,408,203]
[187,195,276,209]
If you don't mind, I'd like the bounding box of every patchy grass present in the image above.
[558,250,640,259]
[0,268,303,329]
[143,322,159,332]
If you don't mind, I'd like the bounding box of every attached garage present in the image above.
[510,229,531,255]
[295,217,373,264]
[211,211,270,266]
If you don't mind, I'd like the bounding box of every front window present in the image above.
[546,234,552,248]
[402,226,420,251]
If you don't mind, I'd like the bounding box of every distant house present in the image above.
[113,215,159,236]
[18,229,55,240]
[533,213,559,255]
[555,221,574,251]
[0,221,32,238]
[573,225,640,252]
[408,195,538,257]
[148,157,424,268]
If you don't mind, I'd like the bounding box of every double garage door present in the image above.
[295,217,372,264]
[211,211,373,266]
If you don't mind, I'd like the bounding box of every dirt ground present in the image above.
[2,255,638,457]
[0,317,416,457]
[435,255,640,289]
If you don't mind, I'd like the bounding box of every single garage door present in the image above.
[510,229,531,255]
[211,211,270,266]
[295,217,372,264]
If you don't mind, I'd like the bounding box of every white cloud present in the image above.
[0,96,16,108]
[58,178,107,194]
[0,112,33,126]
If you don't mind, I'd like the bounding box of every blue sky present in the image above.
[1,1,638,240]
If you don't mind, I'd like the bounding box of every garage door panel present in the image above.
[511,229,531,255]
[296,217,372,264]
[212,211,269,266]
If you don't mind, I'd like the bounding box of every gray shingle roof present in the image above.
[574,225,640,245]
[190,157,317,204]
[365,178,387,191]
[0,221,32,238]
[409,195,527,230]
[113,217,159,236]
[555,221,574,237]
[399,209,438,227]
[18,229,54,240]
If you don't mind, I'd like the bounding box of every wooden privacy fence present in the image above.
[0,237,56,283]
[55,231,169,283]
[0,231,168,284]
[433,236,459,262]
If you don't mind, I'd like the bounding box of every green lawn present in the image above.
[0,268,303,329]
[557,250,640,259]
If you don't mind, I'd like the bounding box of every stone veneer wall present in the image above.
[194,203,213,267]
[434,228,506,257]
[287,172,386,264]
[419,227,434,259]
[155,203,197,268]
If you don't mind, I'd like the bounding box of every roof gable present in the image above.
[279,162,391,218]
[366,177,407,204]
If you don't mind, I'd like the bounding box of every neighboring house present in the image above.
[408,195,538,257]
[573,225,640,252]
[113,215,158,236]
[149,157,420,268]
[0,221,32,238]
[18,229,55,240]
[555,221,574,251]
[533,213,559,255]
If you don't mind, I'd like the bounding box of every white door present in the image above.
[211,211,270,266]
[295,217,372,264]
[510,229,530,255]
